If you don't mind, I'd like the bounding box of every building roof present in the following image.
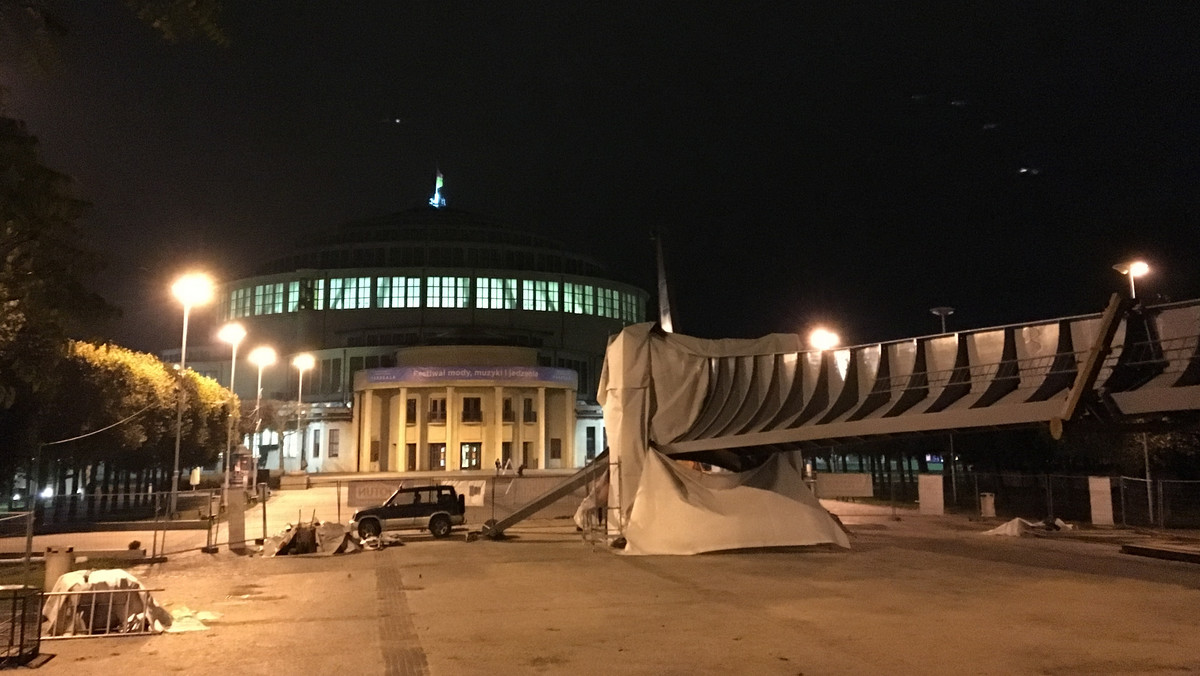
[254,206,610,278]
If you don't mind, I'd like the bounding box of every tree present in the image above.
[0,116,113,485]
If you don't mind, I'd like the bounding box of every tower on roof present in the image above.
[429,169,446,208]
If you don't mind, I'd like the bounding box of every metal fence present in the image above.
[0,586,40,666]
[41,586,165,639]
[939,473,1200,528]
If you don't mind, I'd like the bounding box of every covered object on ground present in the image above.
[42,569,171,637]
[599,324,850,555]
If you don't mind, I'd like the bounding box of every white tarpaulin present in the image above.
[624,450,849,555]
[42,569,172,637]
[599,324,850,555]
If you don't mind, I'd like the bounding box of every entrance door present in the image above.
[427,443,446,470]
[460,443,481,470]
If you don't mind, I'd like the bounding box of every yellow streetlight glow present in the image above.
[1129,261,1150,278]
[217,322,246,346]
[248,345,277,368]
[292,353,315,371]
[171,272,214,308]
[808,327,840,351]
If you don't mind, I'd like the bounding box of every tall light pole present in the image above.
[930,306,954,334]
[292,353,315,473]
[931,306,957,504]
[217,322,246,495]
[247,346,276,489]
[1113,260,1150,299]
[170,273,214,515]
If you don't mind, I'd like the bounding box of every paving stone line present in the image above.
[377,564,430,676]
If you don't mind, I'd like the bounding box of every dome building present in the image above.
[189,190,648,478]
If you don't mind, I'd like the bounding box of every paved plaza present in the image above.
[4,488,1200,675]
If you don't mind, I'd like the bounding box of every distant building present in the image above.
[179,203,647,475]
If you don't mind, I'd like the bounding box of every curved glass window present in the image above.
[476,278,517,310]
[427,276,470,308]
[377,276,420,308]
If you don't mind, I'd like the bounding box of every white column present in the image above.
[446,386,458,470]
[536,387,546,469]
[398,387,409,471]
[563,389,576,468]
[493,386,504,467]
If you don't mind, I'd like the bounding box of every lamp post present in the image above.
[247,346,276,489]
[1112,260,1150,299]
[930,306,954,334]
[217,323,246,496]
[930,306,957,504]
[169,273,214,515]
[292,353,315,472]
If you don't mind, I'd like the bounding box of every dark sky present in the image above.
[4,2,1200,352]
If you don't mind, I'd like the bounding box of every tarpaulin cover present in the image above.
[42,569,171,637]
[600,324,849,555]
[624,450,850,555]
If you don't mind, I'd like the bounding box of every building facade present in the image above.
[182,204,647,475]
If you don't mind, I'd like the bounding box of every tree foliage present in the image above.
[40,340,235,475]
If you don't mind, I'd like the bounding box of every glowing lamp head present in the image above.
[808,327,840,351]
[218,322,247,346]
[248,346,277,368]
[171,273,214,308]
[1113,260,1150,277]
[292,353,316,372]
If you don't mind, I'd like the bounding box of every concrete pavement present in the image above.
[5,491,1200,674]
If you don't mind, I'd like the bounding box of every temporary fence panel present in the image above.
[1160,479,1200,528]
[41,587,166,640]
[0,586,40,666]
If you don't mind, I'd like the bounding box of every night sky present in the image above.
[4,2,1200,352]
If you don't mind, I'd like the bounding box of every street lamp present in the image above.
[930,306,955,334]
[1113,260,1150,299]
[247,346,276,488]
[808,327,840,351]
[217,322,246,495]
[169,273,214,515]
[292,353,315,472]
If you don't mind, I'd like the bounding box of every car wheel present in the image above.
[429,515,451,538]
[358,519,381,539]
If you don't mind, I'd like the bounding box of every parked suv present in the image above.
[350,485,466,539]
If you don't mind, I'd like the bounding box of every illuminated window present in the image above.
[428,443,446,469]
[376,276,421,309]
[596,288,616,318]
[565,283,591,314]
[427,276,470,308]
[522,280,535,310]
[330,277,371,309]
[583,285,594,315]
[475,278,517,309]
[460,443,481,470]
[328,429,339,458]
[288,281,300,312]
[529,280,559,312]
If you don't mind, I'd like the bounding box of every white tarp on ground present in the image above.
[599,324,850,555]
[624,450,850,555]
[42,569,172,637]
